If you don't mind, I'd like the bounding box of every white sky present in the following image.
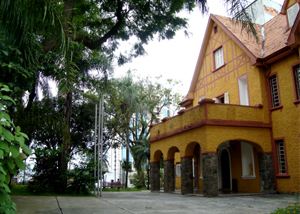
[113,0,284,96]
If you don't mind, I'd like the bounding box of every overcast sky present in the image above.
[113,0,284,96]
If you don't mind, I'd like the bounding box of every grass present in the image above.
[10,185,95,197]
[270,203,300,214]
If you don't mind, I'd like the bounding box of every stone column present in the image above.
[181,157,193,194]
[150,162,160,192]
[202,153,218,197]
[258,153,275,193]
[164,160,175,193]
[194,161,198,189]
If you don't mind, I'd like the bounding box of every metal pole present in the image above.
[100,95,104,197]
[94,104,97,194]
[97,99,101,196]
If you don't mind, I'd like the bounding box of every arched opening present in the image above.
[218,147,232,191]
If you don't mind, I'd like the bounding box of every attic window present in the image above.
[214,47,224,69]
[287,3,299,28]
[214,26,218,34]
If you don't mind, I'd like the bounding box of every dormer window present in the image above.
[287,3,299,28]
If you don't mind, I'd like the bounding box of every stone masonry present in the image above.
[150,162,160,192]
[258,153,275,193]
[181,157,193,194]
[203,153,218,197]
[164,160,175,192]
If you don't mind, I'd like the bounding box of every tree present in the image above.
[131,137,150,189]
[106,72,182,188]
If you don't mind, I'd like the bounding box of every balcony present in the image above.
[149,99,270,142]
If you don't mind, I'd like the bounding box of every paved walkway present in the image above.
[12,191,297,214]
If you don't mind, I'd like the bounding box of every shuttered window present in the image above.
[269,75,280,107]
[276,140,287,174]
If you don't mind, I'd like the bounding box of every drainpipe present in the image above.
[262,61,278,193]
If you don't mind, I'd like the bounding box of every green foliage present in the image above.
[28,147,63,194]
[121,160,133,173]
[131,172,147,189]
[0,84,31,214]
[270,203,300,214]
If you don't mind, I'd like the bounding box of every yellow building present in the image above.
[150,0,299,196]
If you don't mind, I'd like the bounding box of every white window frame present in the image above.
[238,75,249,106]
[214,47,224,69]
[213,92,229,104]
[241,142,256,179]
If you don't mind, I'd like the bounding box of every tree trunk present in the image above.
[61,92,72,176]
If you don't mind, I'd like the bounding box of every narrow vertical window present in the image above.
[294,65,300,100]
[269,75,280,108]
[176,164,181,177]
[238,75,249,106]
[214,47,224,69]
[276,140,287,174]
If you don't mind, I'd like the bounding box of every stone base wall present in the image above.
[203,153,218,197]
[164,160,175,192]
[181,157,193,194]
[194,162,198,189]
[259,153,275,193]
[150,162,160,192]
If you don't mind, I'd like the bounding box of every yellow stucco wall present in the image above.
[269,54,300,193]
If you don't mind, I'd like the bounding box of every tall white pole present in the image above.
[100,95,104,197]
[97,99,101,196]
[94,104,97,194]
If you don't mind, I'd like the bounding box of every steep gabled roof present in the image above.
[187,14,262,98]
[185,10,299,102]
[263,13,291,57]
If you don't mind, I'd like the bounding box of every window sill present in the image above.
[293,100,300,105]
[270,105,283,111]
[212,63,226,73]
[276,174,290,178]
[242,176,256,179]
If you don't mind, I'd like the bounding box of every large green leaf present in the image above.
[0,149,3,159]
[18,152,27,160]
[0,183,11,193]
[14,157,25,170]
[0,166,6,175]
[14,136,25,147]
[6,158,15,170]
[5,172,10,184]
[10,145,19,158]
[0,141,9,153]
[2,129,14,142]
[20,144,31,155]
[0,173,5,182]
[0,190,6,204]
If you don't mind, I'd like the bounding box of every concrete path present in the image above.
[12,191,297,214]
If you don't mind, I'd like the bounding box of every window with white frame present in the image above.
[213,92,229,104]
[241,142,255,179]
[269,75,280,107]
[214,47,224,69]
[276,140,287,174]
[294,65,300,100]
[175,164,181,177]
[287,3,299,28]
[238,75,249,106]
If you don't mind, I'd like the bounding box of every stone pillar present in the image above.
[202,153,218,197]
[181,157,193,194]
[258,153,275,193]
[164,160,175,193]
[194,161,198,189]
[150,162,160,192]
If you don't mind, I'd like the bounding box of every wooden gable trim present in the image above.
[280,0,300,14]
[286,11,300,46]
[187,14,258,96]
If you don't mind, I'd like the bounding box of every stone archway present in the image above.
[150,150,163,192]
